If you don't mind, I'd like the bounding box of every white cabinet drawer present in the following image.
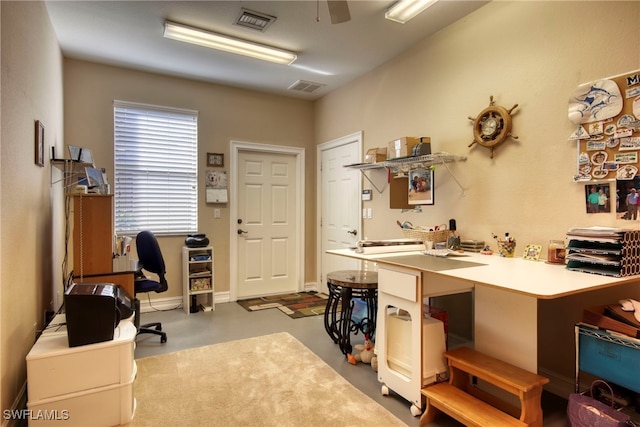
[379,266,419,302]
[27,320,136,402]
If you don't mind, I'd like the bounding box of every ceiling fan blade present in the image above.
[327,0,351,24]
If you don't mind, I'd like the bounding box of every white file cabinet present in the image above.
[26,314,137,426]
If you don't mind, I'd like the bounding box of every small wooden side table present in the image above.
[324,270,378,355]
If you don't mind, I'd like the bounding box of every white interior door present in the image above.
[318,132,362,294]
[236,149,299,298]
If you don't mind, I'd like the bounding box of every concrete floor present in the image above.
[134,301,569,426]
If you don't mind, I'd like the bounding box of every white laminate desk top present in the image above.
[327,248,640,299]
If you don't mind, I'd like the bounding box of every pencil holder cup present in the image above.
[497,240,516,257]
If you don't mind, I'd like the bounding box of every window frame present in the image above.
[113,100,198,236]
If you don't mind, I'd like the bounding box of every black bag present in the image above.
[185,233,209,248]
[567,380,633,427]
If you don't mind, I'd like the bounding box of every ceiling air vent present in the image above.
[234,8,277,32]
[288,80,326,94]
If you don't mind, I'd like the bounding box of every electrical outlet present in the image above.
[362,208,367,219]
[367,208,372,219]
[214,208,221,219]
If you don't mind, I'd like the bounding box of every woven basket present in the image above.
[401,228,448,243]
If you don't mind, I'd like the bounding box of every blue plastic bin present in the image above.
[578,324,640,393]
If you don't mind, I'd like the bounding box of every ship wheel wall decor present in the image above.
[468,95,519,158]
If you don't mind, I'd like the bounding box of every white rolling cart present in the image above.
[376,264,472,416]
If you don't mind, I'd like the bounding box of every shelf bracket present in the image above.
[360,168,387,194]
[437,158,466,196]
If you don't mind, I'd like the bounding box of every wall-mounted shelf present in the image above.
[345,152,467,194]
[50,159,93,189]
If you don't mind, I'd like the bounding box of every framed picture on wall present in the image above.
[408,169,434,205]
[207,153,224,167]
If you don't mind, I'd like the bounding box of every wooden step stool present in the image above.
[420,347,549,427]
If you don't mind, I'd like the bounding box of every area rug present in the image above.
[127,332,405,427]
[237,292,331,319]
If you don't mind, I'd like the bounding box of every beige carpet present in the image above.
[127,332,405,426]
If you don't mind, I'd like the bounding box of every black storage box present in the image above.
[64,282,134,347]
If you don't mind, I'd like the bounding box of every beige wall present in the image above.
[314,1,640,392]
[63,60,316,300]
[1,0,64,415]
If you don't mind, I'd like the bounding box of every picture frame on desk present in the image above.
[523,244,542,261]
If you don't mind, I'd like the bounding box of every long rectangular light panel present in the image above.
[164,21,297,65]
[385,0,439,24]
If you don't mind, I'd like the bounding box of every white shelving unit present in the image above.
[182,246,215,314]
[346,152,467,194]
[50,159,94,191]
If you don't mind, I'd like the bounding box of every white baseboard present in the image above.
[214,291,230,304]
[138,291,234,312]
[304,282,319,293]
[138,285,317,312]
[137,295,183,313]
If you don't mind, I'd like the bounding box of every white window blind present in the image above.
[114,100,198,235]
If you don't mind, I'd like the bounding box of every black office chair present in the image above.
[135,230,168,343]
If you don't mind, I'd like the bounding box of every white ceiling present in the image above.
[44,0,488,100]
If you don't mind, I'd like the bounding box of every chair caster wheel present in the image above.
[410,405,422,417]
[381,385,389,396]
[161,334,167,343]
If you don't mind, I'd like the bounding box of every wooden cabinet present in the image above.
[72,195,113,277]
[80,271,135,299]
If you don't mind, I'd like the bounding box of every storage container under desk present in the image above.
[576,323,640,393]
[26,315,136,402]
[386,310,447,386]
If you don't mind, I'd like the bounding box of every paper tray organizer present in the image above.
[566,229,640,277]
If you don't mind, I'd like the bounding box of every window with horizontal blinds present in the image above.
[114,101,198,235]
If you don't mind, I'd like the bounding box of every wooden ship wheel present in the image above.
[468,95,519,158]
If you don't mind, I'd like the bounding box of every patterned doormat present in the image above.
[237,292,330,319]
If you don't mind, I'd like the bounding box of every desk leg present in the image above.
[474,285,538,372]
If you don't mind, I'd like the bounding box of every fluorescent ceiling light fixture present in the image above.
[385,0,439,24]
[163,21,297,65]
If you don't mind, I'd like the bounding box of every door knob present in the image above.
[347,229,357,236]
[237,229,248,235]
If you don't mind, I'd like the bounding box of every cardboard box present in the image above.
[387,137,420,159]
[411,137,431,156]
[364,147,387,163]
[582,305,640,338]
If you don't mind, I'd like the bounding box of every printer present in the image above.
[64,282,135,347]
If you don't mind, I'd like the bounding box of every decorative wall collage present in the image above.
[570,69,640,218]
